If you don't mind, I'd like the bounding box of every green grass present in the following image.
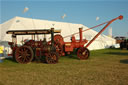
[0,48,128,85]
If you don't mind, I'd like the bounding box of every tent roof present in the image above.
[1,16,82,30]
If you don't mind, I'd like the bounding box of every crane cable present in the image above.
[63,20,110,39]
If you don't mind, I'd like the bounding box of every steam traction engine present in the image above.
[53,28,89,60]
[7,28,61,64]
[53,15,123,59]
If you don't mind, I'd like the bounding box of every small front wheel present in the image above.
[45,52,59,64]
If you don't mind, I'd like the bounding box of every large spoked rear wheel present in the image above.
[45,52,59,64]
[15,46,34,64]
[77,47,90,60]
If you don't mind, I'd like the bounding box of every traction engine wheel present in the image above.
[54,34,64,45]
[15,46,34,64]
[77,47,90,60]
[45,52,59,64]
[54,41,63,57]
[54,34,64,56]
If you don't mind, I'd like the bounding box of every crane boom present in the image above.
[85,15,123,48]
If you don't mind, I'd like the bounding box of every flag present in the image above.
[23,7,29,13]
[61,14,66,19]
[96,16,100,21]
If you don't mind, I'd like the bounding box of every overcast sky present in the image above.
[1,0,128,37]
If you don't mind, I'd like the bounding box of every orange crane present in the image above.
[53,15,123,60]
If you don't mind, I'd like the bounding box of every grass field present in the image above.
[0,48,128,85]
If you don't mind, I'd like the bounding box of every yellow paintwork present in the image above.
[0,46,4,54]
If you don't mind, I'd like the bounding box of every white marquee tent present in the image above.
[0,16,116,55]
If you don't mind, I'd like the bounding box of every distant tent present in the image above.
[0,16,116,54]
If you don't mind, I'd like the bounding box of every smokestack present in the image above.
[108,27,112,37]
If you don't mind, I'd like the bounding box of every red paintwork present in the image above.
[63,28,88,54]
[8,39,52,57]
[54,34,64,45]
[7,28,61,64]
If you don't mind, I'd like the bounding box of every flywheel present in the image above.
[54,34,64,45]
